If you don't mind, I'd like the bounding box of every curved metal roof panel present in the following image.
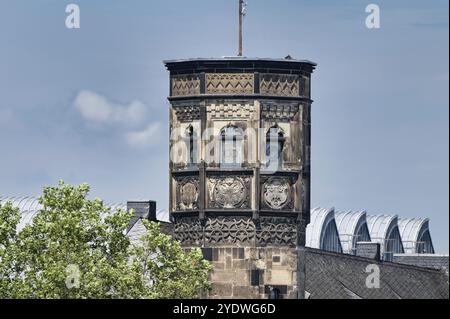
[306,207,333,249]
[335,210,369,254]
[398,218,428,242]
[306,207,343,253]
[398,218,431,254]
[366,214,405,258]
[0,196,42,231]
[0,196,170,231]
[366,214,397,242]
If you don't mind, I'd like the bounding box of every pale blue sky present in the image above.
[0,0,448,252]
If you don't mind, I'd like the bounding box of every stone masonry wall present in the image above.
[198,247,298,299]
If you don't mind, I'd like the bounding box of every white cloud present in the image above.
[74,90,147,127]
[125,123,162,148]
[73,90,162,149]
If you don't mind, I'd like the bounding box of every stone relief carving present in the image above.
[171,75,201,96]
[173,216,298,246]
[173,217,203,246]
[172,105,200,122]
[207,102,254,119]
[208,176,251,209]
[260,74,300,97]
[261,102,299,121]
[204,217,255,245]
[176,177,199,210]
[263,177,291,210]
[256,217,297,247]
[260,176,294,210]
[206,73,254,95]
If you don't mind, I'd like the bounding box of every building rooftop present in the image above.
[306,248,449,299]
[398,218,435,254]
[163,56,317,66]
[163,57,317,74]
[0,196,170,232]
[335,210,371,254]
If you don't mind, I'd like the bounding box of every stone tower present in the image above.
[164,57,316,299]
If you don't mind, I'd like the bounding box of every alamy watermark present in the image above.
[365,264,380,289]
[65,264,81,289]
[65,4,80,29]
[366,4,381,29]
[64,4,379,30]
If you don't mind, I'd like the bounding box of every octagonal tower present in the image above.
[165,57,316,298]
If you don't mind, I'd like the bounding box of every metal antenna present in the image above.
[238,0,247,56]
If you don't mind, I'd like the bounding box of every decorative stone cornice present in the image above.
[261,102,300,121]
[260,74,300,97]
[207,102,255,119]
[173,104,201,122]
[206,73,254,95]
[171,74,201,97]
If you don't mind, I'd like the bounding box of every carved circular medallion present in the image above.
[213,177,246,209]
[263,178,290,209]
[180,182,198,210]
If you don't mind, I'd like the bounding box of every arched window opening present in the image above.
[321,220,343,253]
[384,227,404,261]
[416,230,434,254]
[355,223,371,242]
[352,222,371,254]
[266,126,285,170]
[220,126,243,168]
[185,125,197,166]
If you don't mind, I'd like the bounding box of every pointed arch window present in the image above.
[266,126,285,170]
[220,125,243,168]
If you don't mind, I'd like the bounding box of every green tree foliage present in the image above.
[0,181,211,299]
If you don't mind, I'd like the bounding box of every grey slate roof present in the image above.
[393,254,449,275]
[305,248,449,299]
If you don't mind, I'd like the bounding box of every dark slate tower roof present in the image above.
[164,57,316,74]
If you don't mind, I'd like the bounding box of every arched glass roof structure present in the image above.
[335,210,371,255]
[366,214,404,261]
[2,196,435,258]
[306,207,343,253]
[0,196,43,231]
[0,196,170,231]
[398,218,434,254]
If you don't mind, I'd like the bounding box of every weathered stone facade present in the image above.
[165,58,316,299]
[204,247,298,299]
